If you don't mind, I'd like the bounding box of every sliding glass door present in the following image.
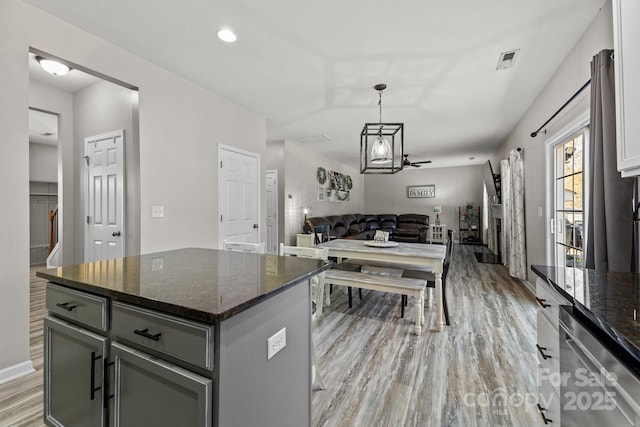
[552,130,586,268]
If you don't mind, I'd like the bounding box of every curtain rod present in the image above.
[530,79,591,138]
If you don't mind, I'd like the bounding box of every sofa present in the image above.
[303,213,429,243]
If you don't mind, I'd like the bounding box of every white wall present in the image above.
[29,80,75,266]
[283,140,364,245]
[73,80,139,261]
[493,1,614,283]
[0,0,31,381]
[265,141,286,246]
[364,165,484,237]
[0,0,265,377]
[29,143,57,182]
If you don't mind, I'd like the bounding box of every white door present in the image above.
[547,126,587,269]
[218,145,260,247]
[265,170,278,254]
[84,130,125,262]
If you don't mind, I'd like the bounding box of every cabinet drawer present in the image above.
[537,377,561,426]
[112,302,214,370]
[46,283,108,332]
[537,311,560,379]
[536,278,570,326]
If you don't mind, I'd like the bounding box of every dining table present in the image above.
[317,239,447,331]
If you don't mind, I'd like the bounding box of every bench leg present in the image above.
[414,291,423,335]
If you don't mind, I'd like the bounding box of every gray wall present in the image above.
[29,81,75,267]
[282,140,365,245]
[265,141,286,247]
[493,1,614,284]
[73,80,139,262]
[0,0,265,377]
[29,143,57,182]
[364,165,484,238]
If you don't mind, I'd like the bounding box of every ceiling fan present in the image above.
[403,154,432,168]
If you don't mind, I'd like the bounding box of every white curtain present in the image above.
[501,149,527,279]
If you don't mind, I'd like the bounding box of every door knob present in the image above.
[253,224,259,229]
[112,231,121,237]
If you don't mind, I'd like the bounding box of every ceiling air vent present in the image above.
[297,134,332,143]
[496,49,520,70]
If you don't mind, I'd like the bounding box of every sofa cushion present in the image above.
[378,214,398,231]
[397,214,429,226]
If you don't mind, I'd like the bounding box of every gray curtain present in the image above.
[586,49,635,272]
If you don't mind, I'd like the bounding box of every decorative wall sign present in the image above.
[328,170,351,202]
[407,184,435,198]
[316,167,352,202]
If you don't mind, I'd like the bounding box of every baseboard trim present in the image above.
[0,360,35,385]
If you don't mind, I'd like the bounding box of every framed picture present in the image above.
[407,185,435,198]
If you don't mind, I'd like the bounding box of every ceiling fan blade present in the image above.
[412,160,432,164]
[410,163,421,167]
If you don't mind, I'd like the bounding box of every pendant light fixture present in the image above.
[360,84,404,174]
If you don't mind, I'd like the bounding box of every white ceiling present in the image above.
[24,0,607,169]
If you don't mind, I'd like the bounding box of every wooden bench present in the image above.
[324,269,427,335]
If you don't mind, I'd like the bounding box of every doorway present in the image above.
[217,144,260,247]
[84,130,125,262]
[28,108,59,266]
[545,112,589,269]
[265,169,278,254]
[29,48,140,264]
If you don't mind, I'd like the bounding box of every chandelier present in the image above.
[360,83,404,174]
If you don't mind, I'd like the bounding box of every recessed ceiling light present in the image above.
[217,29,237,43]
[36,56,70,76]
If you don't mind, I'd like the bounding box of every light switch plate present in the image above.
[267,327,286,360]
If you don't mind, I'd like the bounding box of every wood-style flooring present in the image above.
[0,267,46,427]
[1,245,539,426]
[312,244,539,426]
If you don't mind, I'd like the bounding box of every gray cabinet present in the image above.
[110,342,212,427]
[45,277,311,427]
[44,316,107,427]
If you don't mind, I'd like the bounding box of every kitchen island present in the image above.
[37,248,329,427]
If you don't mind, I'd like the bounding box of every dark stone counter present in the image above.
[531,265,640,373]
[37,248,330,323]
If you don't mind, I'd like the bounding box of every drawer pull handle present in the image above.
[536,344,552,360]
[536,403,552,424]
[56,302,77,312]
[90,352,102,401]
[133,328,162,341]
[536,297,551,308]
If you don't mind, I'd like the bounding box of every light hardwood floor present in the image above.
[0,267,46,427]
[312,244,539,426]
[1,245,539,427]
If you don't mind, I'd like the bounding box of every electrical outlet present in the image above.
[151,257,164,271]
[152,205,164,218]
[267,327,286,360]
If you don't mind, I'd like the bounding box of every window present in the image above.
[552,131,585,268]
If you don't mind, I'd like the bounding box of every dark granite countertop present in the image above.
[37,248,330,323]
[532,265,640,373]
